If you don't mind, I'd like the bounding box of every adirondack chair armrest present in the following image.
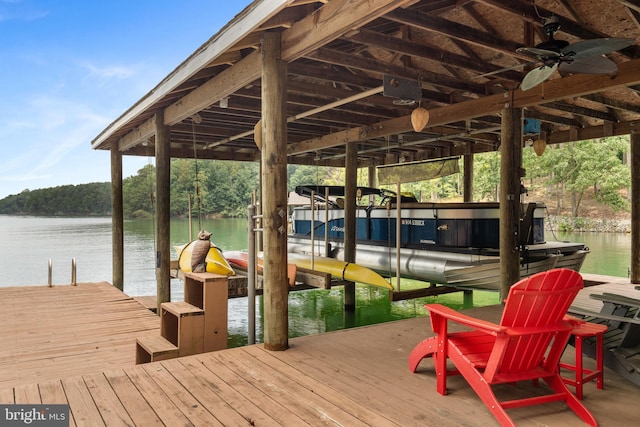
[568,306,640,325]
[564,314,586,326]
[504,322,573,337]
[424,303,506,335]
[590,292,640,308]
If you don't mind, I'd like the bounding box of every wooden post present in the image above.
[463,150,474,203]
[110,143,124,291]
[499,104,523,299]
[631,128,640,283]
[261,31,289,351]
[155,112,171,311]
[344,142,357,311]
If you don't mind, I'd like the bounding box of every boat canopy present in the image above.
[377,157,460,184]
[294,185,418,206]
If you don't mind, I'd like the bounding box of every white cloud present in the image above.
[78,61,136,87]
[0,0,48,23]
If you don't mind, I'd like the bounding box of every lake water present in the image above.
[0,215,630,346]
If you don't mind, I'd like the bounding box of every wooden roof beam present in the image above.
[163,0,415,127]
[288,57,640,154]
[384,8,528,60]
[618,0,640,14]
[581,93,640,114]
[542,101,619,122]
[310,47,488,94]
[477,0,639,58]
[345,29,522,82]
[92,0,294,150]
[525,110,584,128]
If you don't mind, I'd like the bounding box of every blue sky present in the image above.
[0,0,251,199]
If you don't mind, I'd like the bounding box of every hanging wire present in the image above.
[144,139,158,255]
[192,118,203,232]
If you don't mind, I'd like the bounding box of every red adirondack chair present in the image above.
[408,268,597,427]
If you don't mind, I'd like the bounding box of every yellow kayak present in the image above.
[288,253,393,290]
[174,241,235,276]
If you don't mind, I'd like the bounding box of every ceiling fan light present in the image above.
[533,138,546,156]
[411,107,430,132]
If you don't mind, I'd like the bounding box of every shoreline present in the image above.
[547,215,631,233]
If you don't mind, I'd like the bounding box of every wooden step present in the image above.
[160,301,204,317]
[160,301,205,356]
[135,335,179,364]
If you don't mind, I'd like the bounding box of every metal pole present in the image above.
[71,258,77,286]
[310,190,315,268]
[188,194,193,241]
[248,204,256,345]
[48,259,52,287]
[325,187,329,256]
[396,182,402,292]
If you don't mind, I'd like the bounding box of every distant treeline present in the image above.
[0,136,632,218]
[0,183,111,216]
[0,159,263,218]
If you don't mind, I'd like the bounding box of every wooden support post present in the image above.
[463,289,474,308]
[343,141,357,311]
[155,112,171,311]
[631,128,640,283]
[499,104,523,299]
[463,151,474,203]
[261,31,289,351]
[110,143,124,291]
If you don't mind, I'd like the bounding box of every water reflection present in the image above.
[0,215,625,347]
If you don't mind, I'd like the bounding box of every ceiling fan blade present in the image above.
[559,56,618,74]
[521,64,558,91]
[562,38,634,59]
[516,46,561,59]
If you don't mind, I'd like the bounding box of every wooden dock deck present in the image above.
[0,278,639,426]
[0,282,160,389]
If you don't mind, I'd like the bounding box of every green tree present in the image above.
[473,152,501,201]
[288,165,339,191]
[526,137,630,216]
[123,164,156,217]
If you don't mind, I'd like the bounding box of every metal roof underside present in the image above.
[91,0,640,168]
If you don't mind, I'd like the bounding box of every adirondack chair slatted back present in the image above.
[486,269,583,380]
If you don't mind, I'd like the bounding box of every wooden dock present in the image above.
[0,282,160,389]
[0,278,639,426]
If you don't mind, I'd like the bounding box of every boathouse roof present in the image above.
[91,0,640,166]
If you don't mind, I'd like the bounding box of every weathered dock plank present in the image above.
[122,367,191,426]
[0,282,160,389]
[102,369,163,426]
[176,356,281,427]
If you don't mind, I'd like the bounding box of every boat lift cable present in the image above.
[192,117,203,232]
[145,140,158,256]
